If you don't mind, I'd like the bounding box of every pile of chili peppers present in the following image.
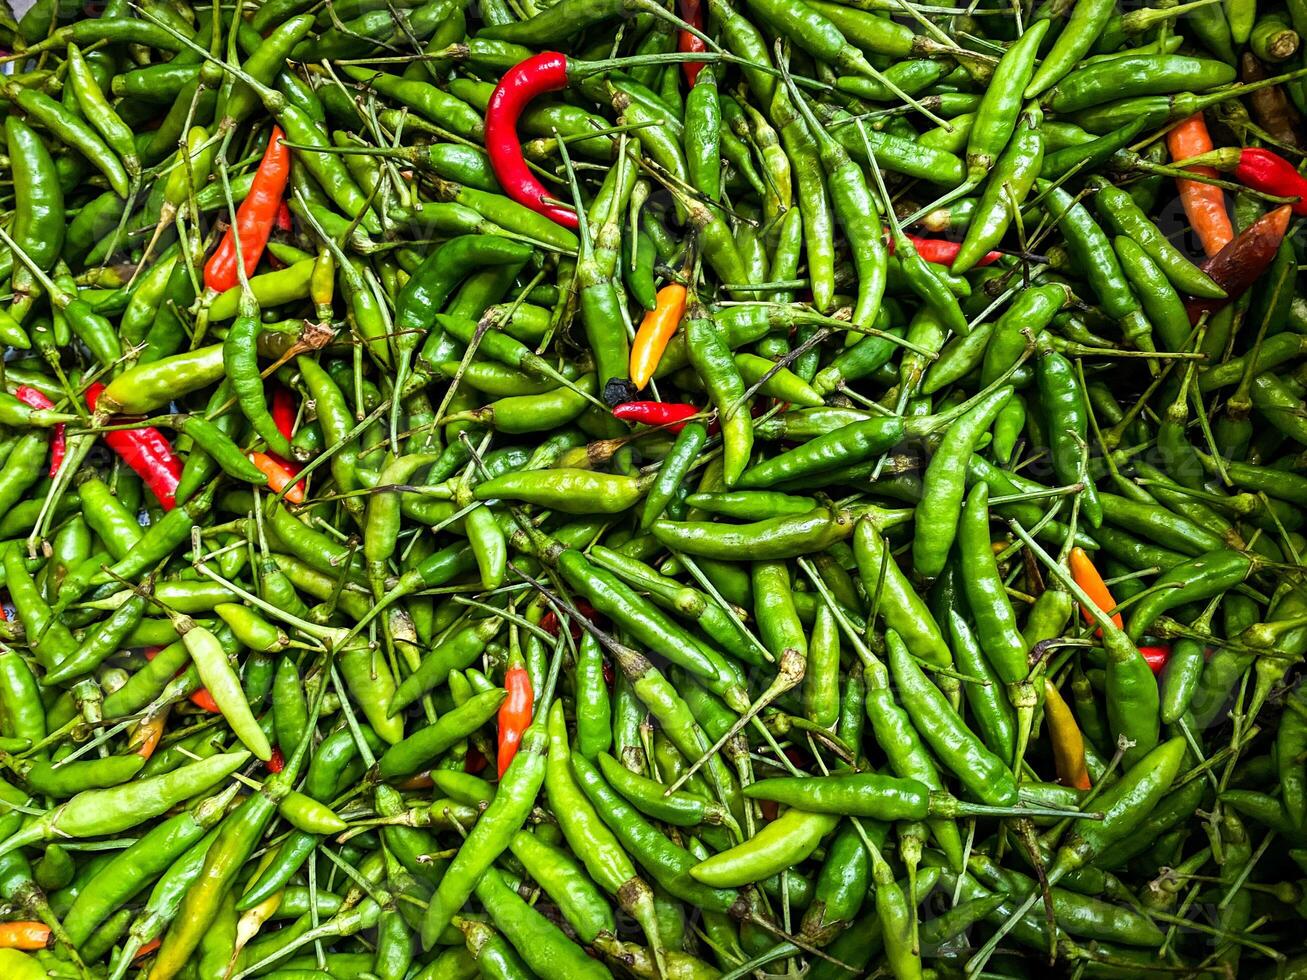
[1,0,1307,975]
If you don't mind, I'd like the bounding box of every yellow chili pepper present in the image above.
[629,283,687,388]
[1043,678,1090,790]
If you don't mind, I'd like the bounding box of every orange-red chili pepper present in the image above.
[887,231,1001,267]
[249,451,305,504]
[497,654,533,778]
[0,922,52,950]
[14,385,64,477]
[1043,679,1091,790]
[135,938,162,961]
[266,746,285,773]
[1069,546,1123,632]
[204,126,290,293]
[629,283,687,388]
[1167,113,1234,258]
[85,382,182,510]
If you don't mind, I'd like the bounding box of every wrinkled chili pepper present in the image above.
[203,126,290,293]
[85,382,182,510]
[1167,113,1234,258]
[1186,204,1293,321]
[14,385,64,477]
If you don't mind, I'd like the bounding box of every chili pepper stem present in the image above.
[666,646,805,795]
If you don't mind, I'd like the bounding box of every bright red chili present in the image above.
[678,0,707,85]
[14,385,65,478]
[85,382,182,510]
[888,231,1001,267]
[275,201,293,232]
[611,400,699,432]
[485,53,579,230]
[1232,147,1307,215]
[203,126,290,293]
[266,746,285,773]
[1139,644,1171,674]
[497,656,533,778]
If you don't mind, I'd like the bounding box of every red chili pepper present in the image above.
[203,126,290,293]
[540,599,597,640]
[497,656,534,779]
[1232,147,1307,215]
[611,400,700,432]
[14,385,65,478]
[266,386,306,497]
[275,200,293,232]
[86,382,182,510]
[270,386,297,442]
[144,647,222,712]
[465,747,488,775]
[887,231,1001,267]
[266,746,285,773]
[1139,644,1171,674]
[485,53,579,230]
[677,0,707,85]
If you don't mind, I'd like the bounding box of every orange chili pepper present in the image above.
[1167,113,1234,258]
[131,708,168,759]
[204,126,290,292]
[1043,679,1091,791]
[249,451,305,504]
[0,922,51,950]
[135,938,162,960]
[1069,546,1123,631]
[629,283,687,388]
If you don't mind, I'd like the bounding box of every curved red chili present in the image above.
[678,0,707,85]
[485,53,579,230]
[14,385,64,477]
[611,400,700,431]
[86,382,182,510]
[497,658,533,778]
[203,126,290,293]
